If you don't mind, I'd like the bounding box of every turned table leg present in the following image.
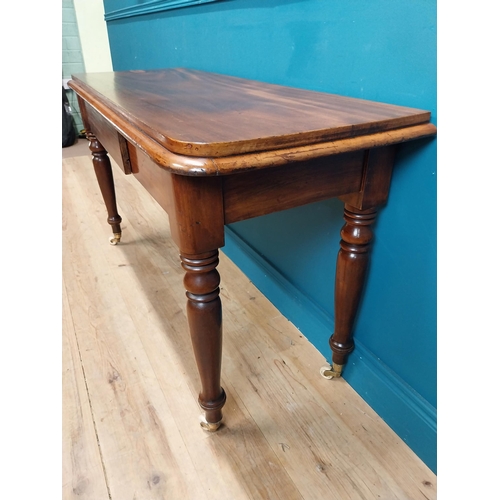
[322,204,378,379]
[181,250,226,431]
[87,132,123,245]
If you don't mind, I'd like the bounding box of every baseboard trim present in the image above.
[223,225,437,473]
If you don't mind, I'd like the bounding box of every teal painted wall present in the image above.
[104,0,437,472]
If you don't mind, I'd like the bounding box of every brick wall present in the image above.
[62,0,84,133]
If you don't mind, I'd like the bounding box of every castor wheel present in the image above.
[109,233,121,245]
[199,415,222,432]
[320,364,343,379]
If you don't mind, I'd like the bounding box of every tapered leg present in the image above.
[87,132,122,244]
[181,250,226,431]
[325,204,378,378]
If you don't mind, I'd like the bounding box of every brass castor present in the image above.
[320,363,344,379]
[199,415,222,432]
[109,233,122,245]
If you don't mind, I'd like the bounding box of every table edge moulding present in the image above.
[69,68,436,431]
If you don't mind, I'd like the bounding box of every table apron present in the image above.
[222,151,365,224]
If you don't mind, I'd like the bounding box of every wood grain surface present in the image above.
[70,68,432,158]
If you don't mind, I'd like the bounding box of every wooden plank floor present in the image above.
[62,148,437,500]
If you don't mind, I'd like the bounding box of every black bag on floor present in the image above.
[62,87,76,148]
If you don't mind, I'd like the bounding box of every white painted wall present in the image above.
[74,0,113,72]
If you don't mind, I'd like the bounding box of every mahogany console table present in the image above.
[69,68,436,431]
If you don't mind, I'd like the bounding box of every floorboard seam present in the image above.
[65,250,114,500]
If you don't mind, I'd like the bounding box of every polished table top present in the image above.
[70,68,435,173]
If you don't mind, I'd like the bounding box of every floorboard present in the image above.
[62,151,437,500]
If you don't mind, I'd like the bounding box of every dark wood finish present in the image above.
[86,133,122,238]
[68,68,436,429]
[86,104,133,175]
[339,146,397,210]
[181,251,226,425]
[71,73,436,176]
[70,68,431,158]
[223,151,364,224]
[330,206,378,367]
[164,174,225,256]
